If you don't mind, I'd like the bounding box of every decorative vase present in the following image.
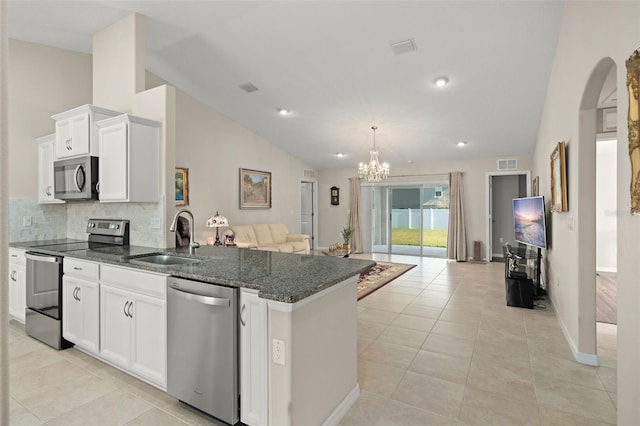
[342,243,350,251]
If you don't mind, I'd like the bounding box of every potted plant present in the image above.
[341,226,354,251]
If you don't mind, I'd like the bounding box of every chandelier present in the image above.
[358,126,390,182]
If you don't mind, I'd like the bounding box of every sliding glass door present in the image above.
[371,181,449,257]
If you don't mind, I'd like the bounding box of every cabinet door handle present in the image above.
[66,138,72,150]
[127,301,133,319]
[96,181,101,194]
[240,304,246,327]
[73,267,82,271]
[10,271,16,281]
[76,287,80,302]
[124,301,130,318]
[72,287,77,300]
[45,185,51,196]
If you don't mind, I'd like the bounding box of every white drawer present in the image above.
[64,258,100,281]
[8,248,26,266]
[100,264,167,299]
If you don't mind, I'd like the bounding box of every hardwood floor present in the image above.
[596,271,617,325]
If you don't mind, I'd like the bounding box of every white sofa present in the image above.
[232,223,310,254]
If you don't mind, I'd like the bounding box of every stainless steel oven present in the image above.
[54,155,98,201]
[25,252,71,349]
[24,219,130,350]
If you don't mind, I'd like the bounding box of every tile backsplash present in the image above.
[9,198,67,242]
[9,197,165,247]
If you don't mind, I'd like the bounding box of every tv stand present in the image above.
[503,244,544,308]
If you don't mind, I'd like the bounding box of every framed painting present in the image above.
[550,142,568,212]
[240,168,271,209]
[175,167,189,206]
[532,176,539,197]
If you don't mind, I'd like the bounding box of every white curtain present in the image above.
[447,172,468,261]
[349,177,363,253]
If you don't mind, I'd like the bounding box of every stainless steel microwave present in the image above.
[53,156,99,201]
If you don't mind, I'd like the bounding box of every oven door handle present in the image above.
[25,253,62,263]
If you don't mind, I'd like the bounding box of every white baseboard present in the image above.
[596,267,617,273]
[322,384,360,426]
[552,298,600,366]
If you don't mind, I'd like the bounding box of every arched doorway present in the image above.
[577,57,617,364]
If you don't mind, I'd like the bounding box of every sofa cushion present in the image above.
[253,224,274,246]
[233,224,258,248]
[289,240,308,253]
[269,223,289,244]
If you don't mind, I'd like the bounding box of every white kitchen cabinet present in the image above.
[240,289,269,426]
[100,264,167,388]
[97,114,160,203]
[37,134,64,204]
[62,258,100,354]
[8,249,26,323]
[52,104,120,159]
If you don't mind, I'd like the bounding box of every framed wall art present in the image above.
[175,167,189,206]
[240,168,272,209]
[627,48,640,214]
[550,141,568,212]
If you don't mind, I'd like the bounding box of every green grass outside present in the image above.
[391,228,448,247]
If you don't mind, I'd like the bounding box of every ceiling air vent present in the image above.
[390,38,417,56]
[303,169,316,179]
[497,159,518,171]
[238,82,259,93]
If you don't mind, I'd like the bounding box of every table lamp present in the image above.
[206,211,229,246]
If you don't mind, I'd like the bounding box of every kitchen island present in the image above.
[10,241,374,426]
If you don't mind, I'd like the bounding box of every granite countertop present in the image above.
[10,242,375,303]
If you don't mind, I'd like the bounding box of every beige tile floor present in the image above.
[343,253,617,426]
[7,254,617,425]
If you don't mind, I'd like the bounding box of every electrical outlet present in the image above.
[272,338,285,366]
[22,216,32,227]
[499,237,504,243]
[149,217,161,229]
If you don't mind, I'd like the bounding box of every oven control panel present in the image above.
[86,219,130,237]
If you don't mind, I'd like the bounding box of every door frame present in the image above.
[300,179,318,250]
[485,170,531,262]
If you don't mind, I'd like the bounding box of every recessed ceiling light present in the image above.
[336,153,345,158]
[278,109,290,116]
[457,140,467,147]
[434,77,449,87]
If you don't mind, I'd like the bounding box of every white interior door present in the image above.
[300,181,314,248]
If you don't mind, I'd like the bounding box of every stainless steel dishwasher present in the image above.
[167,277,239,425]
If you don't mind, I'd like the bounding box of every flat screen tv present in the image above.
[513,196,548,249]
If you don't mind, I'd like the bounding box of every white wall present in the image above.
[530,2,640,423]
[596,138,617,271]
[318,156,531,257]
[174,90,315,246]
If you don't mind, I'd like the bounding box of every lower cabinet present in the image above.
[62,276,99,353]
[240,289,269,426]
[100,265,167,389]
[8,249,26,323]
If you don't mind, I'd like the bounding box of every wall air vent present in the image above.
[390,38,418,55]
[303,170,316,179]
[497,159,517,170]
[238,82,259,93]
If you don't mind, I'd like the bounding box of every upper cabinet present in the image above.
[97,114,161,203]
[52,104,121,160]
[36,134,64,204]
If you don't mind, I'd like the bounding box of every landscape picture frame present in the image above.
[175,167,189,206]
[626,48,640,214]
[550,141,568,212]
[240,168,272,209]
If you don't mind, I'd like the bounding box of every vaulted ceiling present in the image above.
[8,1,565,171]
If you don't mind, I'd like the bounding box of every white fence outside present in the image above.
[391,208,449,230]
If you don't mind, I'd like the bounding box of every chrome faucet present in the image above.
[169,209,201,254]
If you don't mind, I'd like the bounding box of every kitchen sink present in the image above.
[130,254,202,266]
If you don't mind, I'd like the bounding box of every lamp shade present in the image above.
[206,211,229,228]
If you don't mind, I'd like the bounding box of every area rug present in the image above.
[357,261,417,300]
